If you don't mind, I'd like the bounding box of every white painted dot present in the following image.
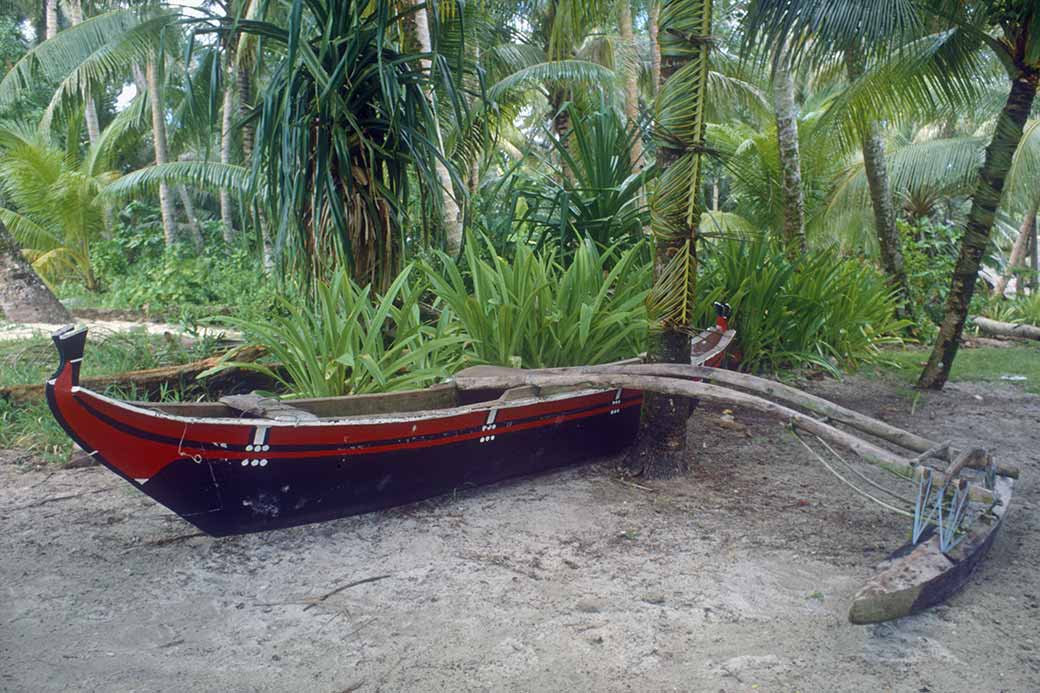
[241,459,249,466]
[251,459,259,467]
[261,445,270,452]
[246,444,254,452]
[260,459,268,467]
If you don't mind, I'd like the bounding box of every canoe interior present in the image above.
[136,326,734,422]
[138,382,480,419]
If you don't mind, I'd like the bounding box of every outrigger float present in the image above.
[46,305,1016,624]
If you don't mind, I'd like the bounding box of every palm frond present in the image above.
[37,12,179,132]
[487,60,616,102]
[0,208,63,251]
[100,162,256,201]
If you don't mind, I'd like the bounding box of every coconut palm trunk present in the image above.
[994,196,1039,297]
[0,218,70,323]
[177,185,205,250]
[845,50,913,321]
[619,0,643,169]
[45,0,58,40]
[145,59,178,247]
[919,71,1038,389]
[237,64,254,161]
[649,1,661,90]
[412,0,463,256]
[772,54,806,255]
[66,0,101,147]
[625,0,713,479]
[219,84,236,240]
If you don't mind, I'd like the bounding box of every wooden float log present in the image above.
[973,316,1040,341]
[460,364,1020,479]
[1,346,267,405]
[452,369,995,504]
[849,475,1014,624]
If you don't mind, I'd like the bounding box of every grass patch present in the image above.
[877,345,1040,393]
[0,330,223,463]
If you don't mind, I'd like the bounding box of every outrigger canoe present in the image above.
[45,309,735,536]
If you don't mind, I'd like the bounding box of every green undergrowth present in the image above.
[877,345,1040,394]
[0,330,223,463]
[54,210,280,323]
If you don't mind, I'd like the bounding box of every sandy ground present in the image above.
[1,373,1038,692]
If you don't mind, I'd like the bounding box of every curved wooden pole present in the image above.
[452,369,995,504]
[459,363,1019,479]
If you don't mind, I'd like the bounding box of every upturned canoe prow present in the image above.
[49,325,88,387]
[848,475,1015,624]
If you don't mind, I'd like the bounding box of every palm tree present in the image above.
[0,124,120,291]
[0,7,186,244]
[744,0,1039,387]
[144,58,178,247]
[842,50,912,321]
[618,0,643,169]
[995,195,1039,296]
[409,0,464,255]
[626,0,714,479]
[916,4,1038,388]
[742,0,944,318]
[772,50,806,254]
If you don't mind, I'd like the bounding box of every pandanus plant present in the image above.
[201,0,466,289]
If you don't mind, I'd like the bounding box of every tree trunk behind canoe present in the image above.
[619,0,643,170]
[918,72,1038,389]
[994,196,1038,297]
[237,63,254,161]
[773,55,806,256]
[218,54,237,240]
[145,59,178,248]
[0,218,71,323]
[177,185,205,251]
[411,0,463,256]
[45,0,57,40]
[846,50,913,322]
[625,0,713,479]
[648,1,661,92]
[66,0,101,147]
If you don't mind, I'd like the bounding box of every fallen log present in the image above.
[973,316,1040,341]
[1,346,268,405]
[452,367,995,504]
